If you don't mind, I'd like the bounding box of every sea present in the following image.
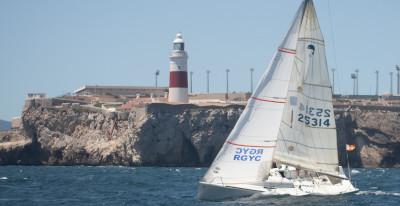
[0,166,399,206]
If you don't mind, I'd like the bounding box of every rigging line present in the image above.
[315,16,326,94]
[327,0,341,94]
[295,56,304,63]
[293,59,300,75]
[302,6,312,84]
[277,126,291,158]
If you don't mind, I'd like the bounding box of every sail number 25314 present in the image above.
[297,105,331,127]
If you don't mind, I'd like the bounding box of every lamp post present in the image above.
[355,69,359,95]
[351,73,356,95]
[206,70,210,94]
[225,69,230,100]
[396,65,400,95]
[375,70,379,96]
[331,68,336,95]
[155,70,160,88]
[190,71,193,93]
[250,68,254,94]
[390,72,393,95]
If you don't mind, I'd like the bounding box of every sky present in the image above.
[1,0,400,120]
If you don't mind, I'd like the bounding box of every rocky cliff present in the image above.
[0,100,399,167]
[336,107,400,168]
[0,100,242,166]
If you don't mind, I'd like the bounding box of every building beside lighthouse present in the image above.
[168,33,189,103]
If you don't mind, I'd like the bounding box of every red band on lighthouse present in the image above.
[169,71,188,88]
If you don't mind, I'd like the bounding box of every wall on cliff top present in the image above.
[0,99,399,168]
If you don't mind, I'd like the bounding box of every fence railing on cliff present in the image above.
[334,104,400,112]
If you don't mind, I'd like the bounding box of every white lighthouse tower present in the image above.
[168,33,189,103]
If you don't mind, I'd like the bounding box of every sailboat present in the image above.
[198,0,358,201]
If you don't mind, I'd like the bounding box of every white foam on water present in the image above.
[257,190,308,197]
[0,177,8,180]
[175,169,181,172]
[356,190,400,197]
[377,168,387,173]
[351,169,360,174]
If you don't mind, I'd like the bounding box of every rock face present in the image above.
[0,100,399,167]
[0,101,242,166]
[336,108,400,168]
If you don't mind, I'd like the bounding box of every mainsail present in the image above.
[273,0,340,177]
[202,1,307,185]
[202,0,339,186]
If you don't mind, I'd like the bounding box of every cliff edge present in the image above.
[0,99,399,167]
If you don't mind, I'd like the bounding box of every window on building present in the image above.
[173,43,184,51]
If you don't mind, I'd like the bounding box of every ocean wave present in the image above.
[0,177,8,180]
[356,190,400,197]
[351,169,360,174]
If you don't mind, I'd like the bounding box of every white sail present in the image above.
[198,1,358,200]
[201,1,308,186]
[273,0,340,176]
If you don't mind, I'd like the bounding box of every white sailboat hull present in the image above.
[198,182,260,201]
[198,178,358,201]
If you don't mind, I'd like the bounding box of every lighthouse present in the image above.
[168,33,189,103]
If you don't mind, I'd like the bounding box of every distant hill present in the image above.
[0,119,11,131]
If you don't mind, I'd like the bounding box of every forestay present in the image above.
[273,0,340,176]
[201,1,308,185]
